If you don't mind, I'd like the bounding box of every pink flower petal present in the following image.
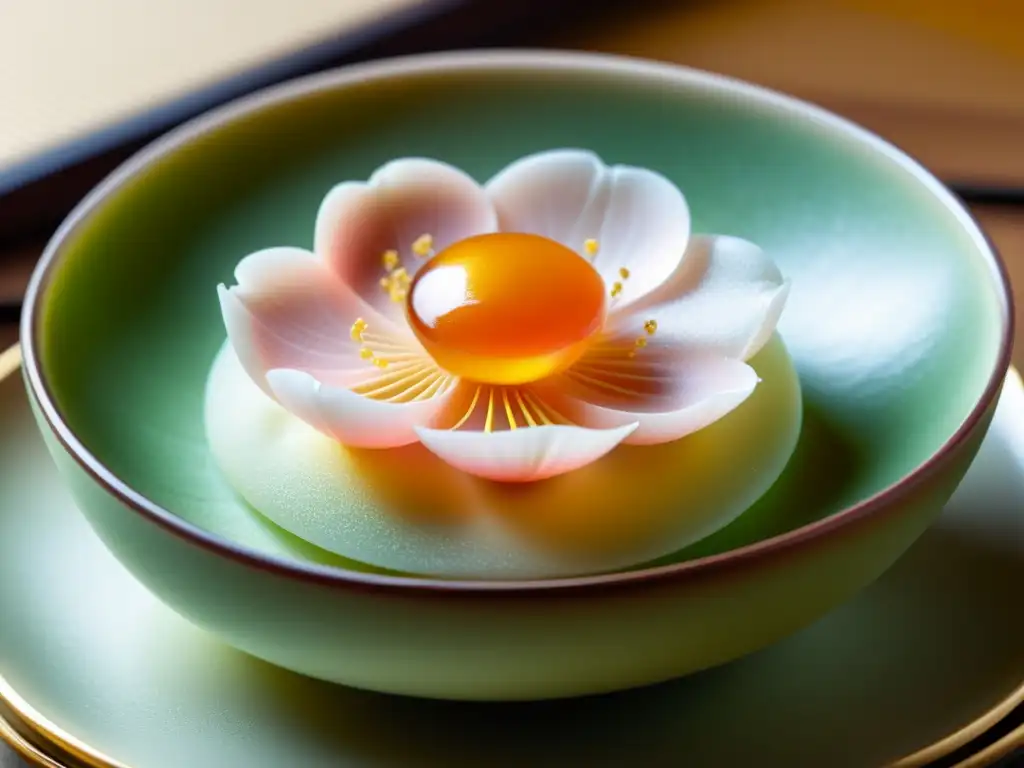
[315,158,498,323]
[266,365,460,449]
[611,235,789,361]
[542,340,759,445]
[485,149,690,312]
[218,246,411,396]
[415,422,638,483]
[411,384,637,482]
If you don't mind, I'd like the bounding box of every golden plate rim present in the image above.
[0,692,80,768]
[0,340,1021,768]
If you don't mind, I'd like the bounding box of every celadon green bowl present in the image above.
[21,50,1011,701]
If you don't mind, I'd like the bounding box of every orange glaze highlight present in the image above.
[406,233,607,385]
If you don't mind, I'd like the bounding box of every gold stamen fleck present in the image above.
[635,337,648,349]
[359,347,374,360]
[644,319,658,335]
[514,389,537,427]
[525,392,575,426]
[502,388,518,430]
[412,233,434,258]
[392,269,411,293]
[619,267,631,280]
[450,386,483,431]
[373,358,389,368]
[522,392,554,425]
[350,318,368,341]
[610,281,623,298]
[484,388,495,433]
[380,265,412,303]
[584,238,599,257]
[381,249,399,271]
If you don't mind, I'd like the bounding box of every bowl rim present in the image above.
[20,49,1014,596]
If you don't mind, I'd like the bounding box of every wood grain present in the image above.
[571,0,1024,185]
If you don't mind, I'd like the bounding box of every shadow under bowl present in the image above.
[20,50,1011,700]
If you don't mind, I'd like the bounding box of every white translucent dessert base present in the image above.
[204,334,802,579]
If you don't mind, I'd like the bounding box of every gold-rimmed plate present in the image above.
[0,343,1023,768]
[0,704,77,768]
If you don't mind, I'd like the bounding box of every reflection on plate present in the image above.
[1,346,1023,768]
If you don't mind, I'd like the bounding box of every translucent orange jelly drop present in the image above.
[406,233,607,385]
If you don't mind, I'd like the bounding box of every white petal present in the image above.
[485,149,690,310]
[612,235,788,361]
[314,158,497,322]
[219,285,272,395]
[218,247,406,395]
[266,368,458,449]
[546,345,759,445]
[486,150,605,241]
[742,281,790,360]
[415,422,637,483]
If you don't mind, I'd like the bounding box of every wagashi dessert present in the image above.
[206,149,800,578]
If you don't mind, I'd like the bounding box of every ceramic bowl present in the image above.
[21,51,1011,701]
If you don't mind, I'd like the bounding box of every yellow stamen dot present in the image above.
[373,358,389,368]
[412,233,434,257]
[610,281,623,298]
[584,238,599,257]
[382,249,400,271]
[360,347,374,360]
[380,266,412,302]
[644,319,658,335]
[350,318,368,341]
[619,267,630,280]
[635,337,648,348]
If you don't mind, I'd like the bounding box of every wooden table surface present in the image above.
[1,1,1022,764]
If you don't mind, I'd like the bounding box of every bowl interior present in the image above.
[34,56,1006,575]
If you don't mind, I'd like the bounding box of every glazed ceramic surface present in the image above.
[19,52,1010,698]
[4,359,1024,767]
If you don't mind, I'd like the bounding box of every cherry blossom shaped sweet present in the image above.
[217,150,789,484]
